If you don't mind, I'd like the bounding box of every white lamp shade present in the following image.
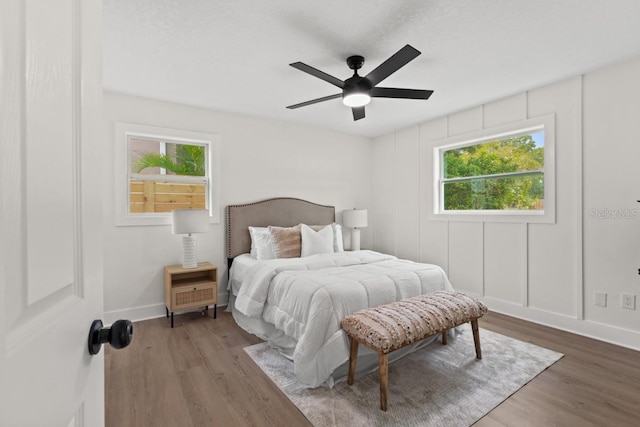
[171,209,209,234]
[343,209,368,229]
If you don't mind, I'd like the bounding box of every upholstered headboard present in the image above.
[226,197,335,261]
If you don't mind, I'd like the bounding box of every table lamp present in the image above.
[172,209,209,268]
[343,208,368,251]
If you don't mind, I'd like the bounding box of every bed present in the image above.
[227,197,454,388]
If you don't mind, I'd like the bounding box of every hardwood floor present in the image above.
[105,310,640,426]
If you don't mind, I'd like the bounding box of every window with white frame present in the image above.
[433,115,555,223]
[115,122,220,226]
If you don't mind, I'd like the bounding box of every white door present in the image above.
[0,0,105,426]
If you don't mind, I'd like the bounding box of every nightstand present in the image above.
[164,262,217,328]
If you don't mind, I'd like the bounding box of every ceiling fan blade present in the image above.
[286,93,342,109]
[370,87,434,100]
[364,45,421,87]
[352,106,365,121]
[290,62,345,88]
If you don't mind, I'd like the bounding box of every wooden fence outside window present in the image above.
[130,180,206,213]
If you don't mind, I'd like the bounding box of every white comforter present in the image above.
[233,250,454,387]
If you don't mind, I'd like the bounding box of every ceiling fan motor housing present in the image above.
[343,74,372,97]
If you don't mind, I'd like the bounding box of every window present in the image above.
[433,115,555,223]
[115,122,220,226]
[129,138,207,213]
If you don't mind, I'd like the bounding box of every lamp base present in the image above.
[182,235,198,269]
[350,228,361,251]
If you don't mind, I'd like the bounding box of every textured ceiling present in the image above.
[103,0,640,138]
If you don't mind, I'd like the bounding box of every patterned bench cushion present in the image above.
[341,291,488,354]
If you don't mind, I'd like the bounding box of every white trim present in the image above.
[114,122,221,226]
[105,297,229,325]
[483,296,640,352]
[576,75,585,320]
[522,222,529,307]
[481,222,486,297]
[104,303,166,325]
[393,132,398,255]
[431,114,556,223]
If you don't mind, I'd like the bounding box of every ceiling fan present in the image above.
[286,44,433,121]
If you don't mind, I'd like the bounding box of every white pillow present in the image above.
[248,226,275,260]
[301,224,334,257]
[332,223,344,252]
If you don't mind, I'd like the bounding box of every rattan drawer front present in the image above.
[172,282,216,310]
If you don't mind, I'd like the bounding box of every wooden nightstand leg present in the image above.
[165,307,169,318]
[171,312,174,328]
[214,304,217,319]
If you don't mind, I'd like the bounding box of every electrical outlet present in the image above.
[621,293,636,310]
[594,292,607,307]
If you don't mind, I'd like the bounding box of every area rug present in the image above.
[244,324,563,426]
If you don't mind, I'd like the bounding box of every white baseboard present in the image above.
[483,296,640,352]
[104,303,166,325]
[105,294,229,325]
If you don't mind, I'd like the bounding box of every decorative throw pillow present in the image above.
[308,223,344,253]
[301,224,334,257]
[269,225,302,258]
[248,226,274,260]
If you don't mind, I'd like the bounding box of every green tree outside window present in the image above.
[442,133,544,210]
[134,144,206,176]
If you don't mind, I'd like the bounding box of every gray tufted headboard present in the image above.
[226,197,335,265]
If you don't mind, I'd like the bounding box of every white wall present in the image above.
[371,57,640,350]
[103,92,371,323]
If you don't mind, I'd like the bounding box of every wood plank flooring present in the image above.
[105,310,640,426]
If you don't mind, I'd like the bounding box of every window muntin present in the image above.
[432,115,555,223]
[441,131,544,211]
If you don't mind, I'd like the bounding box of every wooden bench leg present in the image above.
[347,337,358,385]
[441,329,448,345]
[379,353,388,411]
[471,318,482,359]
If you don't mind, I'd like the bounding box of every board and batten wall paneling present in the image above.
[484,222,525,304]
[583,59,640,327]
[526,77,582,317]
[446,106,483,137]
[372,58,640,350]
[373,79,580,313]
[483,93,528,128]
[394,126,420,261]
[448,222,484,296]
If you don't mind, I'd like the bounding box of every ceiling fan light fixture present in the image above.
[342,92,371,107]
[287,45,432,121]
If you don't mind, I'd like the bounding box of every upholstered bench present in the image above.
[341,290,488,411]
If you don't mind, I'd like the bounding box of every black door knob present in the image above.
[88,319,133,355]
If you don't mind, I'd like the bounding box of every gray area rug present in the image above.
[244,323,563,426]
